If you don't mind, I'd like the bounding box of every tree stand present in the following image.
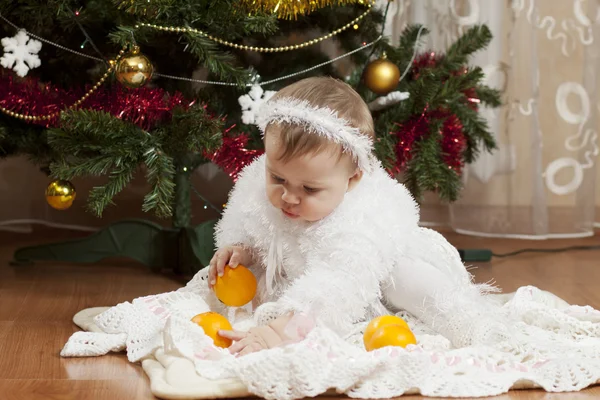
[11,161,217,276]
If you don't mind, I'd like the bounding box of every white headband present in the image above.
[255,97,375,172]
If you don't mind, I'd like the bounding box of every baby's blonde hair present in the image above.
[265,76,374,163]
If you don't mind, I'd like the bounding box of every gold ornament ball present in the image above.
[45,180,76,210]
[115,51,154,88]
[363,57,401,95]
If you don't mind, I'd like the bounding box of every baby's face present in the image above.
[264,134,360,222]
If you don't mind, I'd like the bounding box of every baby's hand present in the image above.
[218,314,307,357]
[218,329,269,357]
[208,246,253,288]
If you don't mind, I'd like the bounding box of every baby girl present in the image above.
[205,76,490,356]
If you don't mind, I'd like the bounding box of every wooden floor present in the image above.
[0,227,599,400]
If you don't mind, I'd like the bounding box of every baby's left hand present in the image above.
[218,325,281,356]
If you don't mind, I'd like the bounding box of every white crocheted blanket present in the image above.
[64,286,600,399]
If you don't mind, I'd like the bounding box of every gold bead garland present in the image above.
[0,45,129,122]
[135,5,371,53]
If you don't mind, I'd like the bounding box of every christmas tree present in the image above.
[0,1,500,273]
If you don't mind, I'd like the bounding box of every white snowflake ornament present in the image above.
[1,30,42,77]
[238,83,276,125]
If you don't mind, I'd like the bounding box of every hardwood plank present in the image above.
[0,321,144,380]
[0,321,14,344]
[8,263,181,322]
[0,282,31,321]
[0,379,153,400]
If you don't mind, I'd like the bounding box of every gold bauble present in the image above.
[115,48,153,88]
[45,180,76,210]
[239,0,363,19]
[363,56,401,95]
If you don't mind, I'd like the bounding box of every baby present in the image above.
[205,76,490,356]
[60,76,506,364]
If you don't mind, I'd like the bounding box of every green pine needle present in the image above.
[444,25,493,68]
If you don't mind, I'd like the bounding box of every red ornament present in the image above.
[206,126,263,181]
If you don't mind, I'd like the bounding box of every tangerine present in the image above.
[213,264,257,307]
[363,315,410,348]
[365,324,417,352]
[190,312,233,348]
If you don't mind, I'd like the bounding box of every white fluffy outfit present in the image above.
[60,152,508,356]
[214,154,495,344]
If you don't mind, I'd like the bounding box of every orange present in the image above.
[365,324,417,352]
[213,264,257,307]
[363,315,410,347]
[190,312,233,348]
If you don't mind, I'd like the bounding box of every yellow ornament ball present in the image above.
[45,180,76,210]
[213,265,257,307]
[363,55,400,95]
[115,47,153,88]
[365,324,417,352]
[363,315,410,347]
[191,312,233,348]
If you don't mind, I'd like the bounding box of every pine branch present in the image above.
[47,109,178,217]
[109,25,155,48]
[386,24,429,66]
[449,102,497,162]
[183,32,250,86]
[443,25,492,68]
[410,74,443,112]
[47,110,143,158]
[475,85,502,107]
[50,155,118,179]
[142,147,175,218]
[113,0,179,19]
[428,67,485,108]
[200,2,278,38]
[112,0,278,37]
[162,105,223,156]
[87,163,137,217]
[406,123,462,202]
[235,14,279,37]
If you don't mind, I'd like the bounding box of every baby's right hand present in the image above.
[208,246,252,288]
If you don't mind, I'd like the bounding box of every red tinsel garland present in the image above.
[411,51,443,80]
[205,125,263,181]
[439,114,466,173]
[391,111,467,175]
[389,110,429,175]
[0,73,189,130]
[389,111,467,175]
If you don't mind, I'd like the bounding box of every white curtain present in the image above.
[1,0,599,239]
[382,0,600,239]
